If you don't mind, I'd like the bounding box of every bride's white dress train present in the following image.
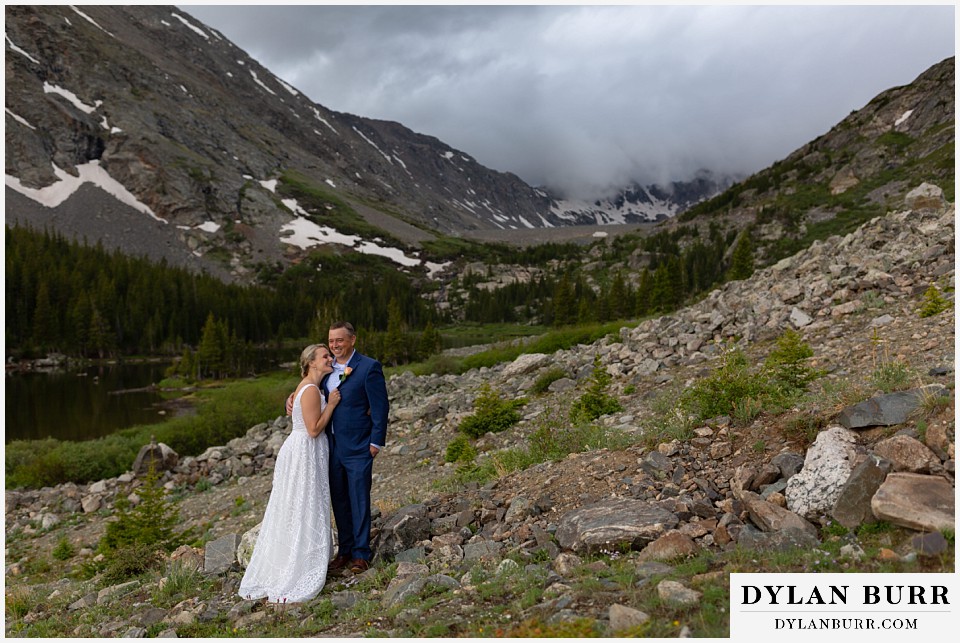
[238,384,332,602]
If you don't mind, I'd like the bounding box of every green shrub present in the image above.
[764,329,818,392]
[530,367,567,395]
[52,536,75,561]
[458,384,525,439]
[569,355,623,424]
[444,435,477,464]
[101,542,164,584]
[99,465,181,555]
[918,284,952,318]
[679,346,764,422]
[678,333,820,426]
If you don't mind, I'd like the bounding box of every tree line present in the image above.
[5,225,442,365]
[7,218,754,366]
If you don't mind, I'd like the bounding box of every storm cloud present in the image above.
[182,4,955,200]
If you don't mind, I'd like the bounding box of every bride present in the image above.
[239,344,341,603]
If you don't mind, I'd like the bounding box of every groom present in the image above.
[322,321,388,575]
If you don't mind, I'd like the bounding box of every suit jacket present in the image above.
[322,351,389,457]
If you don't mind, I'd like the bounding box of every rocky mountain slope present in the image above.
[665,57,954,266]
[5,182,954,638]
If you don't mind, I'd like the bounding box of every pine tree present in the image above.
[727,230,755,281]
[419,321,442,358]
[552,273,576,327]
[88,304,113,359]
[635,268,653,317]
[197,313,224,379]
[100,461,179,553]
[384,298,406,366]
[32,280,57,349]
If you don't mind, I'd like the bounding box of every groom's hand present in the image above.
[285,393,294,416]
[370,445,380,458]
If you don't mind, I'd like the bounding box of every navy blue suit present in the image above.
[322,351,388,562]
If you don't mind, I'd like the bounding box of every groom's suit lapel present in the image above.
[344,353,362,387]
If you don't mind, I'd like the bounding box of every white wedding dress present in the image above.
[238,384,333,603]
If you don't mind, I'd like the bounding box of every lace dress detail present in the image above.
[238,384,332,602]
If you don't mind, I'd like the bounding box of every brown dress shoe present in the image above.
[349,558,370,574]
[328,555,351,573]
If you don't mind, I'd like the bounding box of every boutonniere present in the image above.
[339,366,353,382]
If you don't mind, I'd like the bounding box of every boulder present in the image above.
[237,523,261,569]
[872,434,941,473]
[871,473,954,532]
[376,504,431,556]
[133,440,179,475]
[556,498,678,553]
[204,533,240,575]
[830,455,891,530]
[786,426,861,519]
[837,385,948,429]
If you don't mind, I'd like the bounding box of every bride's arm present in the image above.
[302,387,339,438]
[312,389,340,437]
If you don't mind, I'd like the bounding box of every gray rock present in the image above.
[203,533,240,574]
[237,522,261,569]
[789,307,813,328]
[910,531,949,557]
[553,552,583,577]
[905,182,946,211]
[740,491,819,540]
[330,591,362,609]
[97,580,140,604]
[556,498,679,553]
[771,452,805,479]
[377,504,431,556]
[394,547,427,563]
[873,434,942,473]
[871,473,955,532]
[68,592,98,611]
[502,353,552,378]
[547,377,576,392]
[384,577,427,608]
[657,580,701,607]
[81,495,101,514]
[736,524,820,551]
[608,603,650,632]
[463,539,502,562]
[133,440,179,475]
[831,455,891,530]
[837,385,948,429]
[123,627,147,638]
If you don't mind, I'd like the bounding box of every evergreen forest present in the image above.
[5,219,751,370]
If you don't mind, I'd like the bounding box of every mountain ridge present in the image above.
[5,5,800,282]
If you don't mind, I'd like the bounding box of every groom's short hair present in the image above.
[330,321,356,336]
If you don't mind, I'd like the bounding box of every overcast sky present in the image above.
[181,3,955,200]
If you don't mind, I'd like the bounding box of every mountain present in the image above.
[664,57,955,265]
[548,170,740,225]
[4,5,953,291]
[4,4,703,284]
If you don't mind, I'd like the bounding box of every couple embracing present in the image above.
[239,321,388,603]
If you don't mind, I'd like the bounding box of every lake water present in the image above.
[5,362,174,443]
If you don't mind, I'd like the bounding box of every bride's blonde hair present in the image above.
[299,344,329,377]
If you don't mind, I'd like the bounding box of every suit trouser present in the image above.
[328,433,374,561]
